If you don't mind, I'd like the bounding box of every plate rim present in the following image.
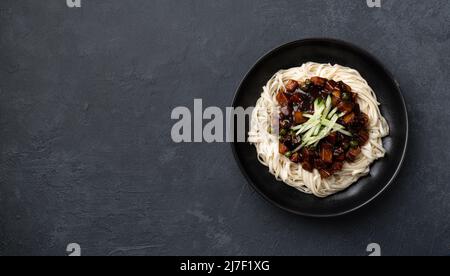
[230,38,409,217]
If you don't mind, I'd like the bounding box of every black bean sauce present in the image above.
[276,77,370,178]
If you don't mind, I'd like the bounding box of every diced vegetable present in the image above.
[320,143,333,164]
[342,92,351,101]
[331,89,341,99]
[350,140,359,148]
[294,111,307,124]
[342,112,356,125]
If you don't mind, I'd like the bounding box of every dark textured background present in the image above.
[0,0,449,256]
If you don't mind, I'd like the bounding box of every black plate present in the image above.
[231,38,408,217]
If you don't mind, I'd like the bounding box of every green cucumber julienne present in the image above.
[291,96,351,151]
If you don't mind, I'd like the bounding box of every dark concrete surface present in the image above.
[0,0,449,256]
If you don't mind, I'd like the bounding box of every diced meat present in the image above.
[290,94,302,104]
[353,103,361,114]
[337,101,354,113]
[346,147,361,161]
[290,152,300,163]
[325,132,337,144]
[301,148,312,161]
[360,113,369,127]
[357,129,369,145]
[325,80,338,92]
[319,169,332,178]
[279,143,289,155]
[331,162,343,172]
[276,90,289,106]
[310,76,327,87]
[285,80,299,92]
[331,89,342,107]
[314,158,326,169]
[331,95,341,107]
[301,161,313,172]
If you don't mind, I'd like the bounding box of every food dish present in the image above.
[248,62,389,197]
[231,39,408,216]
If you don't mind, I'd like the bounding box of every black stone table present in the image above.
[0,0,448,255]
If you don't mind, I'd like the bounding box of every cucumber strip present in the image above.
[327,107,338,119]
[281,94,352,148]
[322,96,332,118]
[295,124,312,134]
[331,122,346,131]
[303,125,317,141]
[313,98,320,111]
[308,123,332,146]
[320,114,338,129]
[336,128,352,136]
[313,125,321,136]
[291,124,303,131]
[296,121,317,135]
[305,115,339,146]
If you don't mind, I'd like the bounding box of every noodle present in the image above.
[248,62,389,197]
